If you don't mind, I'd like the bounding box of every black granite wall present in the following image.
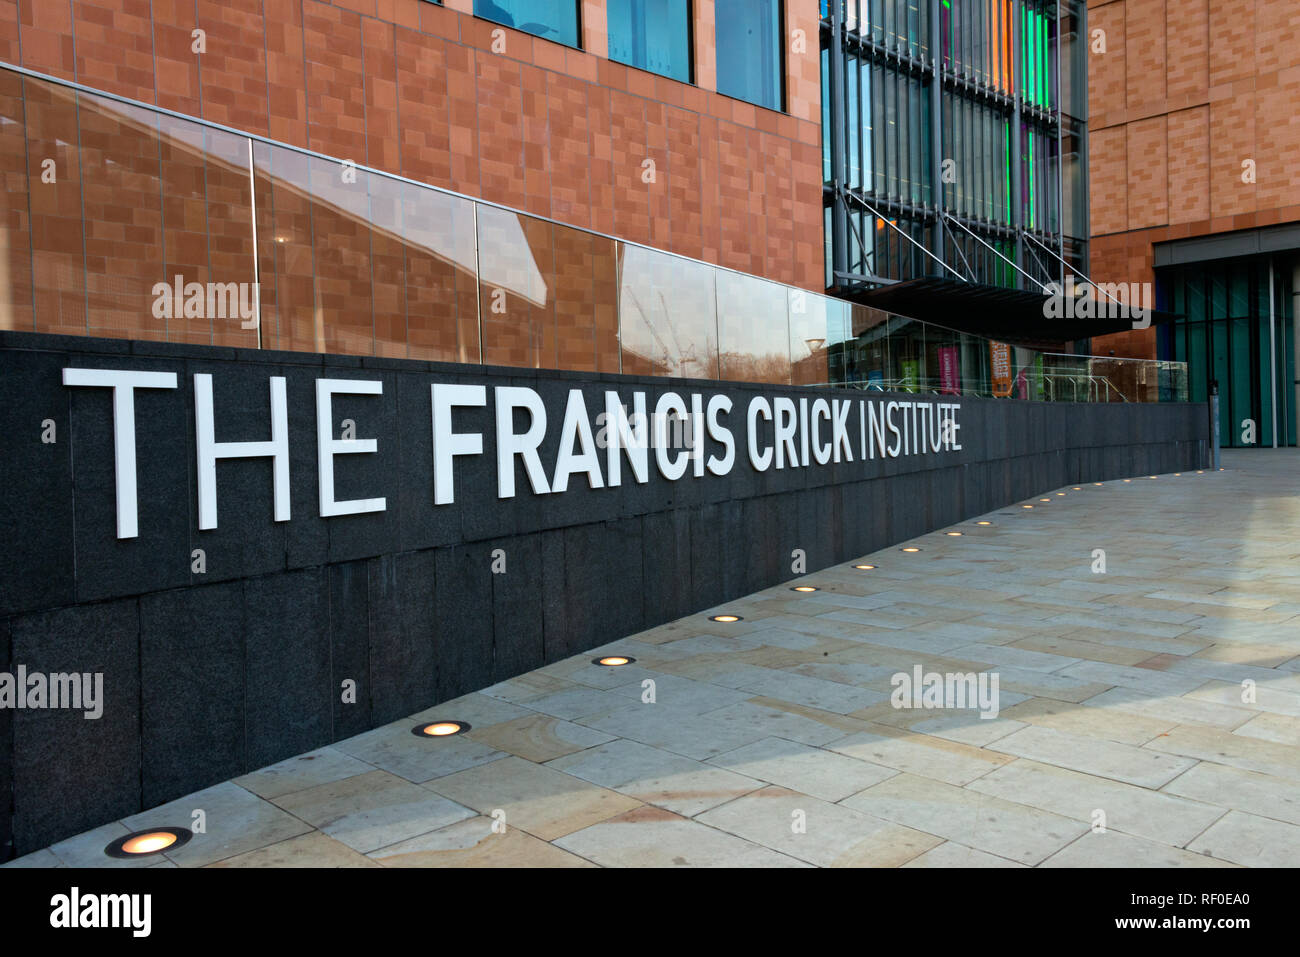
[0,330,1209,858]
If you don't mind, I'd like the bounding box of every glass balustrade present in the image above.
[0,64,1185,403]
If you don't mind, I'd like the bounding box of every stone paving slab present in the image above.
[8,450,1299,868]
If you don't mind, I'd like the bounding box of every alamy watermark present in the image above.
[891,664,1000,719]
[152,275,259,329]
[0,666,104,719]
[1043,274,1151,330]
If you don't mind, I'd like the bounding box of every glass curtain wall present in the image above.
[823,0,1086,292]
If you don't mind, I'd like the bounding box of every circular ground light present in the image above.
[709,614,743,623]
[946,531,963,537]
[975,521,993,526]
[412,720,471,738]
[105,827,192,859]
[593,655,636,667]
[851,563,876,570]
[791,585,819,593]
[901,546,922,553]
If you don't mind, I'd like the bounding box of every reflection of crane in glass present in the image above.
[619,280,703,378]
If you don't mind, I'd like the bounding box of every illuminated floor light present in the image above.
[709,614,743,622]
[900,546,922,553]
[1122,479,1132,483]
[413,720,471,738]
[1174,473,1182,476]
[791,585,819,593]
[1022,504,1034,509]
[945,531,963,537]
[1149,475,1158,479]
[851,564,876,570]
[1056,492,1066,496]
[1094,482,1103,486]
[1071,487,1082,490]
[105,827,192,859]
[593,655,635,667]
[1039,498,1051,502]
[975,521,993,526]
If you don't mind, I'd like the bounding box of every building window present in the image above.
[473,0,581,49]
[715,0,783,111]
[607,0,692,83]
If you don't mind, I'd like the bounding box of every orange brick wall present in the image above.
[1087,0,1300,358]
[7,0,825,292]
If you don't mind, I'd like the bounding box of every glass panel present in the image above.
[474,1,581,48]
[715,0,783,111]
[306,154,376,355]
[607,0,692,83]
[617,242,718,379]
[477,204,556,369]
[553,222,620,373]
[717,270,789,383]
[789,290,834,386]
[24,78,87,337]
[0,71,35,333]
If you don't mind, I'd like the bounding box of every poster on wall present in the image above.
[990,341,1013,397]
[900,359,920,393]
[938,346,960,395]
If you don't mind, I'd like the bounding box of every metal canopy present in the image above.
[840,276,1180,350]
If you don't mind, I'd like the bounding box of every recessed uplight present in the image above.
[901,546,922,553]
[105,827,192,859]
[851,563,876,570]
[946,531,963,537]
[1022,504,1034,509]
[593,655,635,667]
[1094,482,1103,486]
[1149,475,1158,479]
[413,720,470,738]
[1196,470,1204,474]
[791,585,819,592]
[975,520,993,526]
[709,614,743,622]
[1122,479,1131,483]
[1039,498,1051,502]
[1072,487,1082,490]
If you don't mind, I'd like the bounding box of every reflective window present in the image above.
[607,0,692,83]
[473,0,580,48]
[715,0,783,111]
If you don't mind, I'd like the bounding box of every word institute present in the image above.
[61,368,965,539]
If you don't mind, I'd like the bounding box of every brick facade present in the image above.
[1087,0,1300,357]
[4,0,825,292]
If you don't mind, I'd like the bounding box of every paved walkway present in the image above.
[9,450,1300,868]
